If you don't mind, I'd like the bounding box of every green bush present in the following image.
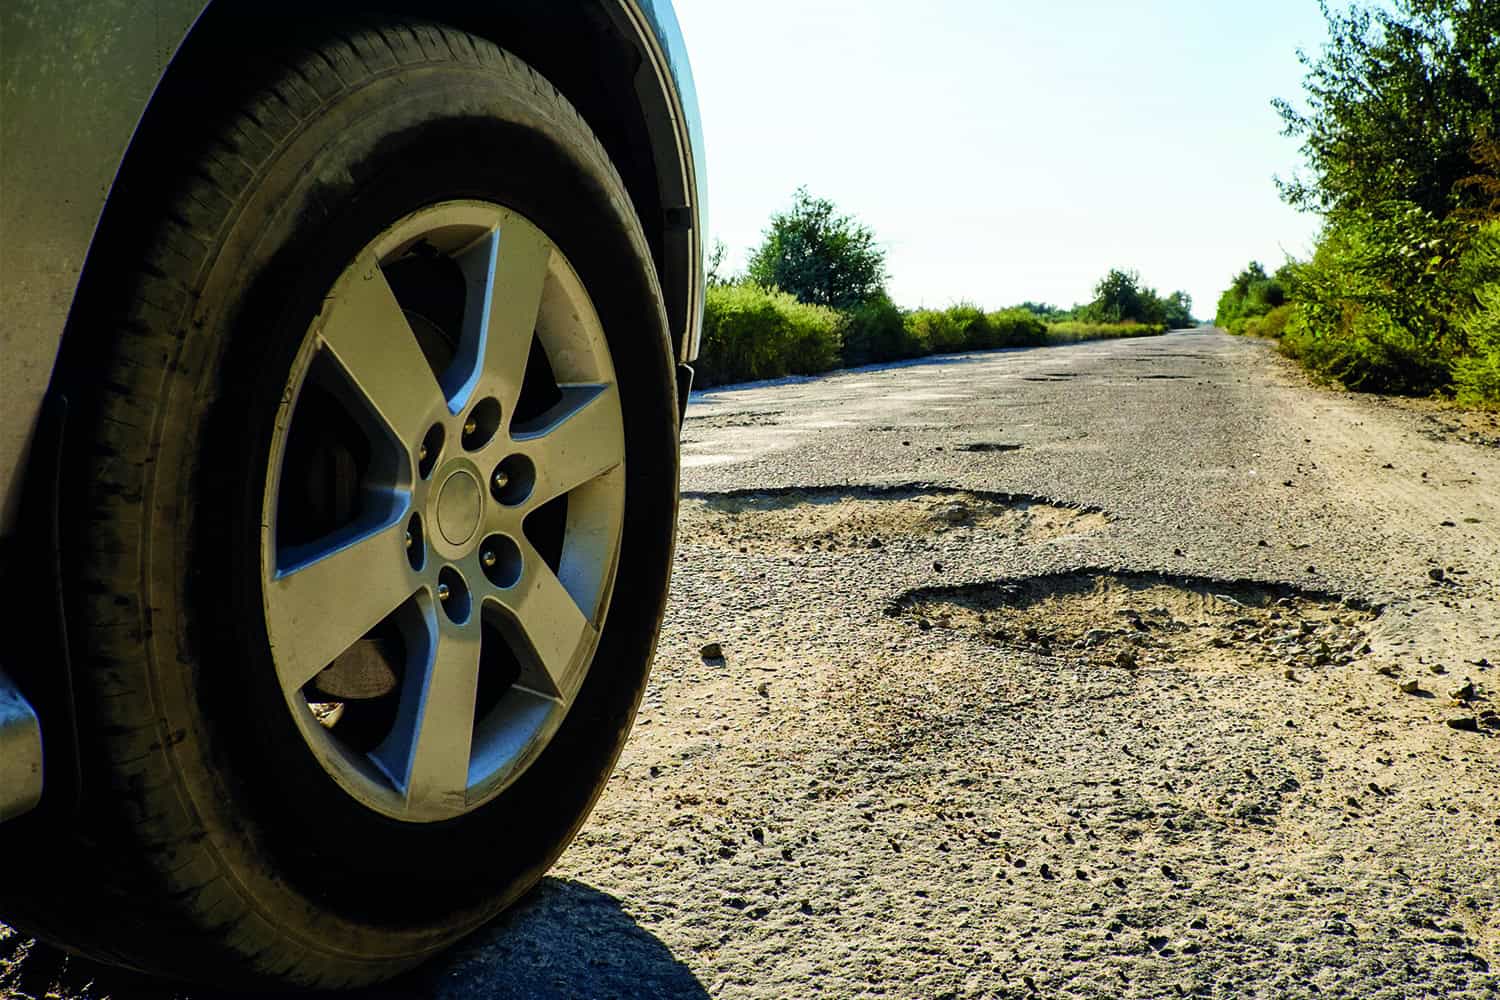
[1046,321,1167,343]
[987,308,1049,347]
[945,303,994,348]
[1453,223,1500,404]
[697,291,1169,390]
[1241,304,1295,339]
[1217,262,1290,332]
[838,293,921,366]
[1276,207,1465,395]
[1454,287,1500,403]
[1279,301,1452,394]
[904,308,967,354]
[696,283,842,388]
[1458,289,1500,401]
[900,304,1048,355]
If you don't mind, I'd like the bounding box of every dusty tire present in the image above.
[0,20,678,990]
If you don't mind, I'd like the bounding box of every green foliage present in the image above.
[706,239,732,287]
[1274,204,1476,394]
[1085,269,1156,324]
[1014,301,1068,321]
[698,286,1164,389]
[1081,268,1192,327]
[1454,286,1500,403]
[904,308,969,354]
[1453,221,1500,403]
[1162,291,1196,330]
[704,200,1183,388]
[745,188,888,310]
[1047,321,1168,343]
[1241,304,1295,340]
[1275,1,1500,220]
[695,283,842,388]
[838,293,921,367]
[900,305,1047,354]
[1217,261,1293,333]
[988,308,1051,347]
[1250,0,1500,402]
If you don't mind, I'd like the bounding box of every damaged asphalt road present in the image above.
[11,330,1500,999]
[410,329,1500,999]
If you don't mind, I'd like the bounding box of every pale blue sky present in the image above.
[673,0,1335,318]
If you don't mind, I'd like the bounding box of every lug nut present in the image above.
[464,419,478,437]
[482,549,498,570]
[405,531,413,550]
[437,583,451,602]
[493,470,510,491]
[418,444,427,463]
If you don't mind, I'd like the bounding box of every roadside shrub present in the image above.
[1217,262,1290,332]
[1278,302,1450,393]
[1454,286,1500,403]
[698,290,1168,390]
[986,308,1049,347]
[1452,220,1500,404]
[905,308,967,354]
[838,293,920,366]
[900,304,1047,355]
[696,283,842,388]
[945,303,994,348]
[1280,207,1464,395]
[1046,321,1167,343]
[1241,304,1295,339]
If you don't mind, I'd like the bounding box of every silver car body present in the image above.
[0,0,705,820]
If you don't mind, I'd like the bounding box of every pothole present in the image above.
[704,410,784,428]
[890,569,1379,675]
[680,487,1109,554]
[956,443,1023,454]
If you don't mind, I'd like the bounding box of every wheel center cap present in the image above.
[435,469,482,547]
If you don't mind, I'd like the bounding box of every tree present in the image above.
[706,239,731,287]
[745,188,887,310]
[1085,269,1167,325]
[1162,291,1195,329]
[1275,1,1500,220]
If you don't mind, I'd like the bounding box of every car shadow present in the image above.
[1,879,708,1000]
[360,879,709,1000]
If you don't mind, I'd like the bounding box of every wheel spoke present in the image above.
[451,222,553,416]
[266,508,416,693]
[497,543,596,699]
[315,253,447,448]
[515,383,624,508]
[391,622,483,815]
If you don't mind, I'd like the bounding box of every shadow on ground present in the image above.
[1,879,706,1000]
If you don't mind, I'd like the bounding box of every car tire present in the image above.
[0,19,679,990]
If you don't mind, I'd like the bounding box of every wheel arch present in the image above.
[59,0,701,380]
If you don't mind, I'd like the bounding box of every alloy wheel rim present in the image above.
[260,201,626,822]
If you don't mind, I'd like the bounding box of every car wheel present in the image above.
[0,19,679,990]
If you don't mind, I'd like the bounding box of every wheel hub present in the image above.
[434,466,482,547]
